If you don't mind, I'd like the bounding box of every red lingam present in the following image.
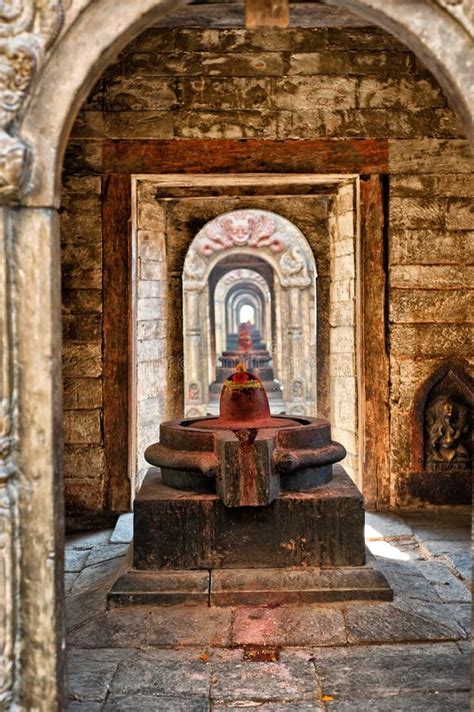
[145,365,346,507]
[197,364,295,430]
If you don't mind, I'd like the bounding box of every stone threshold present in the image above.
[108,551,392,607]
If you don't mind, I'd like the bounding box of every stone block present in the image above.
[132,466,365,570]
[231,605,346,647]
[63,378,103,410]
[329,326,355,354]
[69,606,233,648]
[210,660,317,703]
[137,361,167,400]
[177,77,272,111]
[359,78,444,109]
[137,280,166,299]
[64,410,102,445]
[137,297,166,321]
[137,229,166,261]
[364,512,413,540]
[104,112,174,139]
[61,244,102,290]
[63,315,102,343]
[126,51,284,77]
[62,289,102,315]
[446,198,474,230]
[137,320,166,340]
[309,642,468,700]
[70,111,105,139]
[389,197,445,229]
[174,110,278,139]
[344,602,464,644]
[390,323,472,357]
[63,140,103,175]
[124,28,176,53]
[63,343,102,377]
[64,445,105,480]
[139,259,166,281]
[389,289,471,323]
[389,229,473,265]
[103,695,208,711]
[388,139,473,174]
[211,563,391,606]
[108,570,210,606]
[137,338,166,363]
[104,76,178,111]
[328,301,355,327]
[288,51,411,77]
[272,77,357,110]
[65,478,104,511]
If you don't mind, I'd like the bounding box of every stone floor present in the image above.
[66,509,472,711]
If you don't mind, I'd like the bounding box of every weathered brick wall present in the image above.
[61,23,473,512]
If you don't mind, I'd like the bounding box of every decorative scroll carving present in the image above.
[184,209,314,289]
[196,210,283,256]
[0,0,65,202]
[222,268,267,287]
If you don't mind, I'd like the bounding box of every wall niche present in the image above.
[405,363,473,505]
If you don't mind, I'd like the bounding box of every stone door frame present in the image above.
[1,0,472,707]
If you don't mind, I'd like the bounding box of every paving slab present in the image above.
[376,559,443,603]
[392,597,468,639]
[110,512,134,543]
[67,703,103,711]
[309,642,469,699]
[210,661,318,703]
[232,605,346,647]
[66,530,113,550]
[104,695,209,711]
[212,704,323,711]
[404,512,471,542]
[84,543,130,568]
[68,649,129,703]
[66,585,108,633]
[367,538,423,561]
[68,606,234,648]
[109,657,210,697]
[419,541,472,582]
[65,572,80,593]
[344,601,464,644]
[325,691,470,711]
[413,560,470,602]
[364,512,413,540]
[65,549,90,573]
[71,557,126,593]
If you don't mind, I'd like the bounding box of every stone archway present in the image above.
[0,0,472,707]
[182,208,318,417]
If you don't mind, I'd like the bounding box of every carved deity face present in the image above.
[220,215,254,245]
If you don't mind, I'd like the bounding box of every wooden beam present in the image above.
[102,174,131,512]
[359,175,390,509]
[245,0,289,28]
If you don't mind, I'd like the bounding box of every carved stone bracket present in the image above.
[0,1,65,203]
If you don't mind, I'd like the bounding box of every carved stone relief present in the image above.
[184,209,314,290]
[425,395,470,467]
[0,0,65,202]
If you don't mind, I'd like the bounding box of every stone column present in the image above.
[286,286,304,402]
[8,207,65,709]
[184,288,204,413]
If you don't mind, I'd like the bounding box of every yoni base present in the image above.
[132,465,365,570]
[109,465,393,606]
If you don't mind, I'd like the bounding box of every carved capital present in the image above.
[0,1,64,205]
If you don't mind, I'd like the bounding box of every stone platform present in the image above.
[108,465,393,606]
[109,554,392,607]
[132,465,365,570]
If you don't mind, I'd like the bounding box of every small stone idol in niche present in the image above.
[425,395,470,467]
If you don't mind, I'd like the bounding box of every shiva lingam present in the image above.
[109,366,392,606]
[146,364,345,507]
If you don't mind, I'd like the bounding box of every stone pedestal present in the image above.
[109,465,392,605]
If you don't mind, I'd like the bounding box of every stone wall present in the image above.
[61,21,472,512]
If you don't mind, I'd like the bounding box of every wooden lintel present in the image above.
[245,0,289,28]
